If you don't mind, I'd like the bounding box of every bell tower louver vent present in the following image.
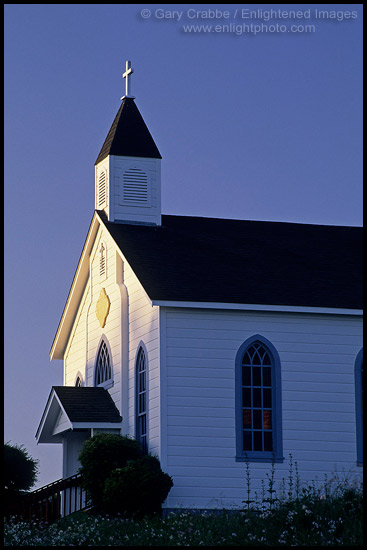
[98,171,107,208]
[123,168,148,204]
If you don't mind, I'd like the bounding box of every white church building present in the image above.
[36,62,363,511]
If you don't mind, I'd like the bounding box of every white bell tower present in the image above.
[95,61,162,226]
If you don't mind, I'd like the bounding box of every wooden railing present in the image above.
[6,474,89,524]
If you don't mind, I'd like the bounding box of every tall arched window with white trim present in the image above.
[235,335,283,462]
[95,338,113,389]
[135,345,148,453]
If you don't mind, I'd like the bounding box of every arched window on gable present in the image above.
[235,335,283,462]
[75,373,83,387]
[95,338,113,389]
[135,345,148,453]
[355,348,363,465]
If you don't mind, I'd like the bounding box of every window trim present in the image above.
[135,342,149,453]
[355,348,363,465]
[235,334,283,463]
[94,336,114,389]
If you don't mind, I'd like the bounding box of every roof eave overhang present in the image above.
[50,212,102,360]
[71,422,122,429]
[36,388,123,444]
[152,300,363,316]
[35,388,71,444]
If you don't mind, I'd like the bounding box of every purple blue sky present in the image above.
[4,4,363,488]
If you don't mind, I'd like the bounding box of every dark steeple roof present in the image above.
[95,97,162,164]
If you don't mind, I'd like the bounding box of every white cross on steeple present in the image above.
[122,60,134,99]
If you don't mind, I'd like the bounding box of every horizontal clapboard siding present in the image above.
[85,232,122,410]
[162,308,363,510]
[63,226,160,472]
[64,283,90,387]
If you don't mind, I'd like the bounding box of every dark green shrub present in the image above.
[4,442,39,493]
[103,454,173,518]
[4,442,39,517]
[78,433,143,512]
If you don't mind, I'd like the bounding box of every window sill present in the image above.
[96,380,114,390]
[236,455,284,463]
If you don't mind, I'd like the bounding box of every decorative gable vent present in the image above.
[99,241,106,279]
[123,168,148,204]
[98,170,107,208]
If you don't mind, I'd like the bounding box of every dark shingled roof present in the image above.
[53,386,122,423]
[95,97,161,164]
[99,213,362,310]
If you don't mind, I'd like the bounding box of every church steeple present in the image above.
[95,98,161,165]
[95,61,162,226]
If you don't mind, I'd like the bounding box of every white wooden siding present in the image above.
[124,259,160,455]
[161,308,363,510]
[64,283,90,387]
[85,231,122,411]
[64,229,123,414]
[63,224,160,460]
[53,410,70,435]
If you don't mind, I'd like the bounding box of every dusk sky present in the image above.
[4,4,363,488]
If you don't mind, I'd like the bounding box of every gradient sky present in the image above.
[4,4,363,488]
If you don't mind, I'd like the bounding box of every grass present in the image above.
[4,484,363,546]
[4,459,363,546]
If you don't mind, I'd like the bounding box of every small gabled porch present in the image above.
[36,386,122,478]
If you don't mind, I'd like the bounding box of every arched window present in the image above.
[95,338,113,388]
[135,345,148,453]
[75,376,82,387]
[235,335,283,462]
[355,348,363,465]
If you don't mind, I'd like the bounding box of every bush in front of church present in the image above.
[103,454,174,518]
[4,442,39,517]
[78,433,143,512]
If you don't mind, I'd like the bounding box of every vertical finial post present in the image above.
[122,60,134,99]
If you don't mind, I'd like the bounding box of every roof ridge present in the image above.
[160,214,362,229]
